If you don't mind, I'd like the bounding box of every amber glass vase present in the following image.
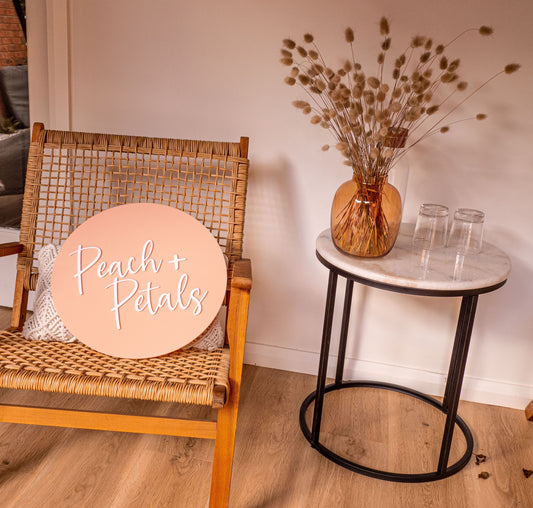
[331,176,402,257]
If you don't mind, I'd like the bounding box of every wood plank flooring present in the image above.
[0,307,531,507]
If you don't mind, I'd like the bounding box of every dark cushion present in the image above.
[0,128,30,195]
[0,65,29,128]
[0,194,23,228]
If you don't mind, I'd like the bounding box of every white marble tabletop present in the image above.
[316,224,511,293]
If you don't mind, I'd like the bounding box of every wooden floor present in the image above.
[0,309,532,507]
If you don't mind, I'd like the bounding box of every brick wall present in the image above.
[0,0,27,117]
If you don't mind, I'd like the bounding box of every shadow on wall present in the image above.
[471,226,533,381]
[405,96,528,218]
[244,156,460,365]
[244,157,325,350]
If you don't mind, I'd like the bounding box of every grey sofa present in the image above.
[0,65,29,228]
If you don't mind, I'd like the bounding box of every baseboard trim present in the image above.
[244,341,531,410]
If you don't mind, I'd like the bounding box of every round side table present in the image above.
[299,224,511,482]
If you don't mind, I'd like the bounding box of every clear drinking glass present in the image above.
[447,208,485,255]
[412,204,449,250]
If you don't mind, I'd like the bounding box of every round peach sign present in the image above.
[52,203,227,358]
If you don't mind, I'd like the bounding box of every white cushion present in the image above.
[22,244,76,342]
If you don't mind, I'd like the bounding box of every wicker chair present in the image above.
[0,123,251,507]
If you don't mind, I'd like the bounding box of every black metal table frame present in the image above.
[299,251,507,483]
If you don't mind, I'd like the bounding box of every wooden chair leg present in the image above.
[208,260,250,507]
[10,270,29,331]
[209,397,240,508]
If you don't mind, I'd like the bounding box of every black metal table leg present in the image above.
[300,272,479,482]
[438,295,478,473]
[335,279,354,385]
[311,270,337,444]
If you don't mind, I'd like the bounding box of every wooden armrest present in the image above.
[0,242,23,258]
[231,259,252,291]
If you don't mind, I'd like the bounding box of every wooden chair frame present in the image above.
[0,123,252,507]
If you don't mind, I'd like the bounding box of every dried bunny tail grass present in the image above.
[325,67,335,79]
[411,35,426,47]
[364,91,376,105]
[444,25,494,51]
[321,144,330,151]
[390,101,402,112]
[380,17,390,36]
[448,59,460,72]
[315,78,327,91]
[292,100,309,108]
[479,26,494,36]
[352,85,363,98]
[505,63,520,74]
[345,27,355,43]
[441,72,458,83]
[280,20,520,182]
[367,76,380,89]
[283,38,296,49]
[410,64,520,151]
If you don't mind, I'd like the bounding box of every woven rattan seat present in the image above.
[0,330,230,406]
[0,124,251,508]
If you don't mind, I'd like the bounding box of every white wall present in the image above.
[8,0,532,408]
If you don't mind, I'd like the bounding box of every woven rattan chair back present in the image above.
[18,125,249,293]
[0,123,252,508]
